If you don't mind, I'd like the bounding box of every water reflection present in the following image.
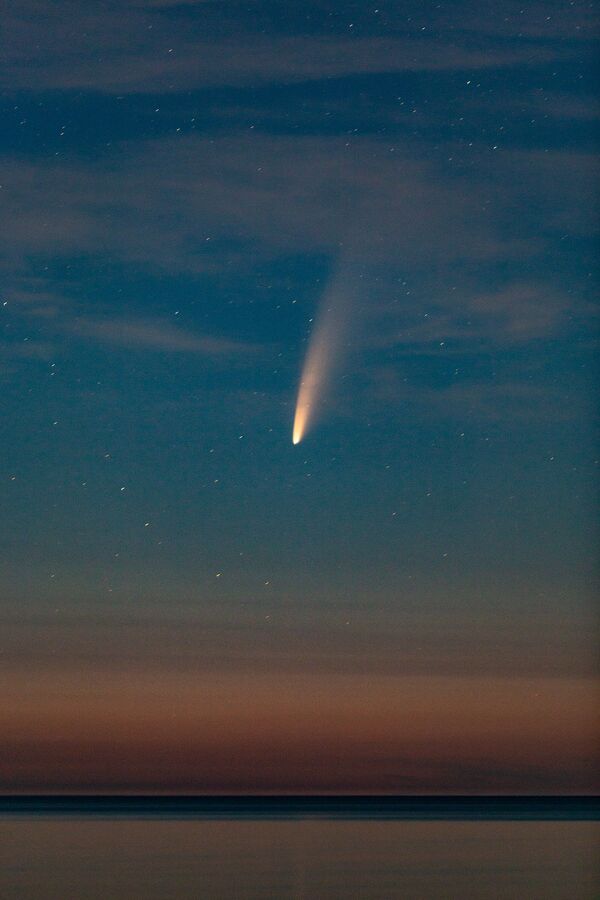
[1,818,597,899]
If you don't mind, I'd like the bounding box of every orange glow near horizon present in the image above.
[2,665,597,793]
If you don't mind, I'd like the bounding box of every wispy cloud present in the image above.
[68,316,256,355]
[0,135,542,273]
[372,281,574,348]
[2,289,259,363]
[2,131,593,400]
[363,367,587,423]
[4,1,576,94]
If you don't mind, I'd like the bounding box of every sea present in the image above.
[0,798,597,899]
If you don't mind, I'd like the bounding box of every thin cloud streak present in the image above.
[68,317,258,356]
[4,4,575,94]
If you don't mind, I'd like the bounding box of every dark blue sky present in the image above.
[1,0,598,792]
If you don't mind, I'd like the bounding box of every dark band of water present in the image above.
[1,796,597,820]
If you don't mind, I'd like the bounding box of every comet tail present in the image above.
[292,268,355,444]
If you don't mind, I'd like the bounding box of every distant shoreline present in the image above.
[0,796,597,820]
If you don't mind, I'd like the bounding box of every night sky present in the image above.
[1,1,598,793]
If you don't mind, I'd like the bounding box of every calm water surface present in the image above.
[0,818,598,899]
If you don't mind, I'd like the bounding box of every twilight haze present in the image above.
[1,0,598,794]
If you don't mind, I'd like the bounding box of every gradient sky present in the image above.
[1,0,598,793]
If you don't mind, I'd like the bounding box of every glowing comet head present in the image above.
[292,347,325,444]
[291,320,332,444]
[292,376,314,445]
[292,392,310,445]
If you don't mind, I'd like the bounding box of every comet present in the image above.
[292,265,357,445]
